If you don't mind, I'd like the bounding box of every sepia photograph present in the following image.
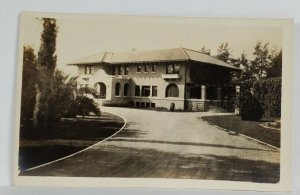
[14,12,293,191]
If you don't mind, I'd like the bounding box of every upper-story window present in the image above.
[124,65,129,75]
[84,65,93,75]
[137,65,142,73]
[166,64,180,74]
[144,64,149,73]
[115,82,121,96]
[111,66,116,75]
[152,64,156,73]
[117,66,122,75]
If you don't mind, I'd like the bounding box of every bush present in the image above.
[240,91,264,121]
[65,96,101,118]
[253,77,281,117]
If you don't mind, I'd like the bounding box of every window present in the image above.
[136,102,141,107]
[166,83,179,97]
[124,83,129,96]
[117,66,122,75]
[166,64,180,74]
[145,102,150,108]
[137,65,142,72]
[142,86,150,97]
[115,83,121,96]
[152,64,156,72]
[124,65,129,75]
[135,85,140,96]
[167,64,173,74]
[144,64,149,72]
[84,65,93,74]
[151,103,156,108]
[152,86,157,97]
[174,64,180,73]
[111,66,116,75]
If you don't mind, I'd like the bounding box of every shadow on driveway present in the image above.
[21,145,279,183]
[108,138,276,152]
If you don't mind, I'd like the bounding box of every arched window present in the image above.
[115,82,121,96]
[124,83,129,96]
[166,83,179,97]
[94,82,106,98]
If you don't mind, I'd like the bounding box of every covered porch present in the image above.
[185,84,240,112]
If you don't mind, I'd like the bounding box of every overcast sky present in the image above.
[21,13,282,75]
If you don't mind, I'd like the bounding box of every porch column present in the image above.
[201,85,206,100]
[235,85,241,114]
[217,87,222,100]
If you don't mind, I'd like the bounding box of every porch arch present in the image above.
[94,82,106,99]
[166,83,179,97]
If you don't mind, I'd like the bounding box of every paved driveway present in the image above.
[23,107,280,183]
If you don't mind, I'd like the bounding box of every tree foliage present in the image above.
[37,18,58,76]
[33,18,58,127]
[267,50,282,78]
[21,46,38,120]
[200,46,211,55]
[251,41,272,79]
[216,42,231,62]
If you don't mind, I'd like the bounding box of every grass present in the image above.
[201,115,280,148]
[18,112,124,171]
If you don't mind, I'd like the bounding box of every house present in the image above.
[68,47,241,111]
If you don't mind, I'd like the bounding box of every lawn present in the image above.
[18,112,124,171]
[201,115,280,148]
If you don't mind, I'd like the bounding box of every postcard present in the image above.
[14,12,293,191]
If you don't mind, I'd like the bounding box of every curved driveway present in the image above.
[23,107,280,183]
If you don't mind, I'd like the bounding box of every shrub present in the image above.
[65,96,101,118]
[253,77,281,117]
[240,91,264,121]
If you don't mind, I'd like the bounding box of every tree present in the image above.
[251,41,271,79]
[46,70,77,122]
[200,46,211,55]
[267,50,282,78]
[216,42,231,62]
[233,53,257,89]
[65,86,101,118]
[33,18,58,127]
[21,46,38,121]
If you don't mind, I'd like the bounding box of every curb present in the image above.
[199,116,280,151]
[22,112,127,172]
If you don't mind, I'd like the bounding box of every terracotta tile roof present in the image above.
[68,47,240,70]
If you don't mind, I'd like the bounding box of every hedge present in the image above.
[253,77,281,118]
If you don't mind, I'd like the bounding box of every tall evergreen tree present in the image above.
[33,18,58,127]
[21,46,38,121]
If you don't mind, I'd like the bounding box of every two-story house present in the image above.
[68,47,240,111]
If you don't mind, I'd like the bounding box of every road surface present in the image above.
[22,107,280,183]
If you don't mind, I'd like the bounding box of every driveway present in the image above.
[22,107,280,183]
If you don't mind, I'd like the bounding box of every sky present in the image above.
[21,13,282,75]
